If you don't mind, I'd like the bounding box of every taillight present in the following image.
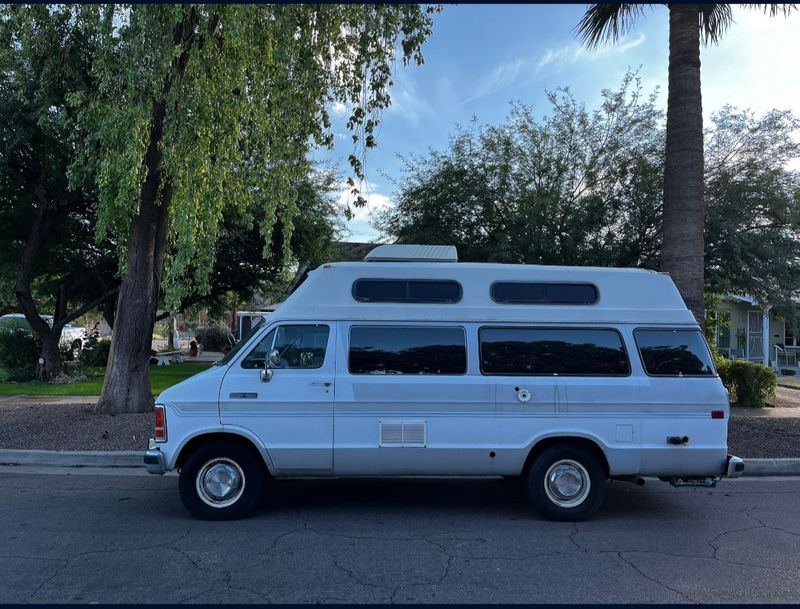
[154,405,167,442]
[711,410,724,419]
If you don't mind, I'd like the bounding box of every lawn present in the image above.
[0,363,211,396]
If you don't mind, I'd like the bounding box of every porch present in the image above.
[715,295,799,376]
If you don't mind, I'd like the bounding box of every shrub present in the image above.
[194,325,229,352]
[0,329,41,381]
[716,357,776,407]
[79,336,112,367]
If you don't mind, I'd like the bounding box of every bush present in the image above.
[0,329,41,381]
[716,357,777,407]
[79,336,112,367]
[194,325,229,352]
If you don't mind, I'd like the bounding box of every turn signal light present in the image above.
[154,405,167,442]
[711,410,724,419]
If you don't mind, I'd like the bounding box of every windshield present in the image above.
[214,318,266,367]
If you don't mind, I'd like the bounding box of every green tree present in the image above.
[379,80,800,309]
[378,74,665,267]
[576,3,796,323]
[704,106,800,307]
[0,5,120,379]
[65,4,438,413]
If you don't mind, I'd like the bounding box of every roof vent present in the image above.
[364,244,458,263]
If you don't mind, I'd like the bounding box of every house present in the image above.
[714,294,799,371]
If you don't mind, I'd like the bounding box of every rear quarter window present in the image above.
[634,328,716,377]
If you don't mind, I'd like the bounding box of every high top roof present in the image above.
[270,260,696,326]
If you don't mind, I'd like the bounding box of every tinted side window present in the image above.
[480,327,629,376]
[242,325,329,369]
[353,280,461,303]
[491,282,598,305]
[349,326,466,375]
[635,329,716,376]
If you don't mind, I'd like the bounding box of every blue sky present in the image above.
[312,4,800,242]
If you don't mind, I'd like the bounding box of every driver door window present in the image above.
[242,325,330,369]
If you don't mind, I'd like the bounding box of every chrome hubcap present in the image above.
[544,459,590,508]
[196,458,245,508]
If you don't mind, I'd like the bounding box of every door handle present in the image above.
[311,382,332,388]
[667,436,690,445]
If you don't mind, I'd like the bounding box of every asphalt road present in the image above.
[2,471,800,604]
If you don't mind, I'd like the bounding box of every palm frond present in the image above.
[575,4,649,49]
[698,4,734,44]
[743,3,797,17]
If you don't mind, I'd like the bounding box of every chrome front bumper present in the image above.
[726,454,745,478]
[144,438,166,475]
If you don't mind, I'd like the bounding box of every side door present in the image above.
[333,322,496,476]
[478,326,559,473]
[219,323,335,473]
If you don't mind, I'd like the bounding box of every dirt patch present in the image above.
[728,416,800,458]
[0,402,151,451]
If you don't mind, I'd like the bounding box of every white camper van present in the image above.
[145,245,744,521]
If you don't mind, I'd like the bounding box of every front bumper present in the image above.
[144,438,166,475]
[726,454,745,478]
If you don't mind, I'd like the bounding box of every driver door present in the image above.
[219,323,335,473]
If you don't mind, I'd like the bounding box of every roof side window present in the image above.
[479,327,630,376]
[491,282,598,305]
[353,279,462,303]
[634,329,716,377]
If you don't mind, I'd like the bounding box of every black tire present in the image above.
[526,444,607,522]
[178,440,265,521]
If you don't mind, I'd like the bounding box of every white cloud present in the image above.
[336,181,394,241]
[702,8,800,122]
[386,70,436,124]
[331,101,348,118]
[462,34,646,106]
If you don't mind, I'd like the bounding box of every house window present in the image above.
[479,327,630,376]
[786,324,796,348]
[716,310,731,350]
[491,282,598,305]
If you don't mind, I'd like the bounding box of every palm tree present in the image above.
[576,4,795,323]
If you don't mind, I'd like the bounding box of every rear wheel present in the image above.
[179,440,264,520]
[526,444,607,521]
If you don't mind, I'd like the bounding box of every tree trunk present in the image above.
[38,334,63,381]
[660,4,705,323]
[15,209,65,380]
[95,101,172,414]
[95,10,197,414]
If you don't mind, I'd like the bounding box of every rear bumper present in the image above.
[144,438,166,475]
[726,454,745,478]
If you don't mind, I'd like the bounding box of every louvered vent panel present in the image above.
[379,422,404,447]
[379,420,427,447]
[402,421,426,447]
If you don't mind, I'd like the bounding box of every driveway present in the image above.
[1,472,799,603]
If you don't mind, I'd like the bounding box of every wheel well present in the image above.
[175,432,271,476]
[521,436,610,478]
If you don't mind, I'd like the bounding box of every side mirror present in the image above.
[259,366,273,383]
[268,348,281,368]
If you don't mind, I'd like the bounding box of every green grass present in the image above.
[0,363,211,396]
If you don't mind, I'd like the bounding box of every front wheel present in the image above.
[526,445,607,521]
[179,440,264,520]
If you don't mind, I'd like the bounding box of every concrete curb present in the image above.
[742,458,800,477]
[0,449,142,468]
[0,450,799,476]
